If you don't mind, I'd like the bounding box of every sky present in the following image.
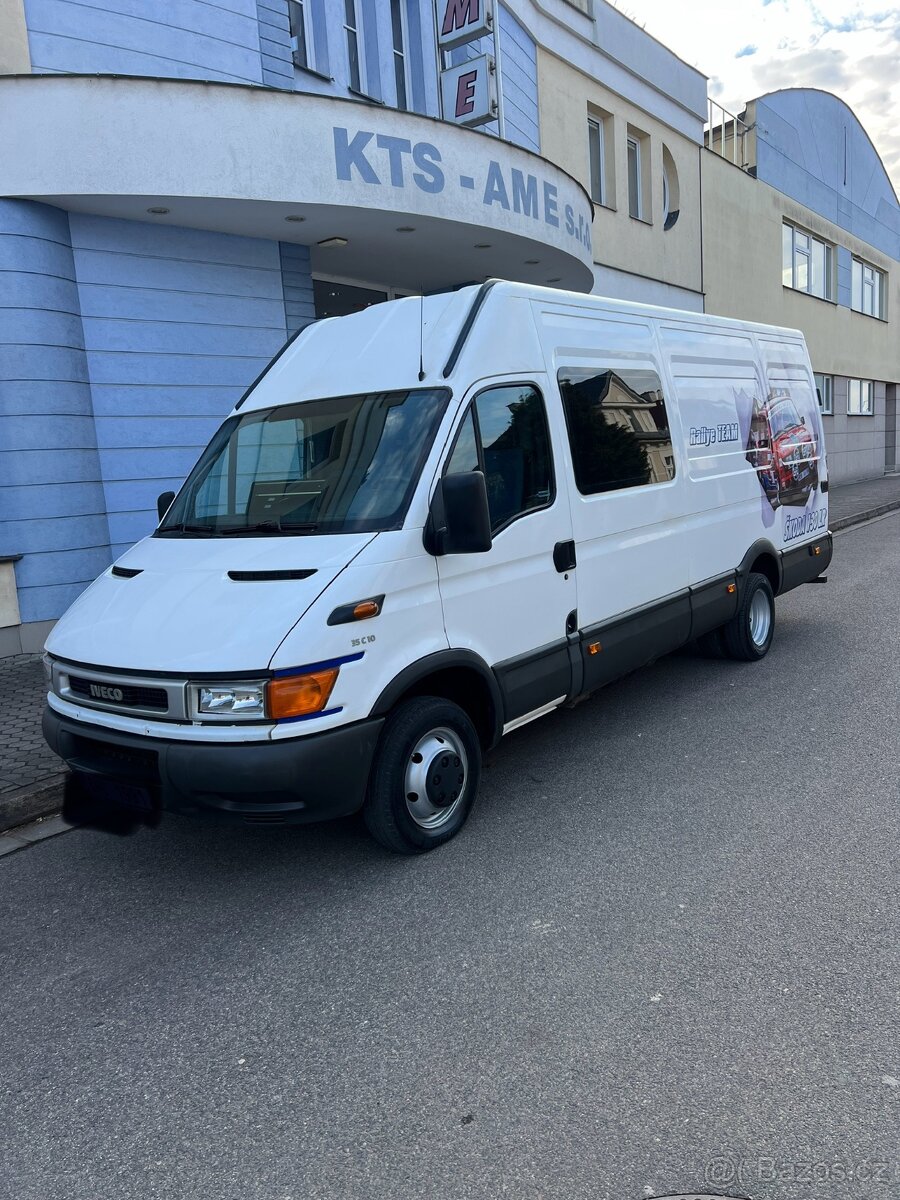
[612,0,900,197]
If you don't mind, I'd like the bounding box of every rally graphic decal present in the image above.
[744,387,820,512]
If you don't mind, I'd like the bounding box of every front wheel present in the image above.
[722,572,775,661]
[363,696,482,854]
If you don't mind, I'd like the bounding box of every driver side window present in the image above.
[445,385,554,533]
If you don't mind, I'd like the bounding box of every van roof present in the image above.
[236,280,807,415]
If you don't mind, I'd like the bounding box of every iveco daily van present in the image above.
[43,281,833,852]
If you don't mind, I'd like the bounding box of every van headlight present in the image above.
[194,682,266,718]
[190,668,340,722]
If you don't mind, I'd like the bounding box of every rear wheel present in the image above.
[722,571,775,661]
[363,696,481,854]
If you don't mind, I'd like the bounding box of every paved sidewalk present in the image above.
[0,654,67,829]
[2,472,899,833]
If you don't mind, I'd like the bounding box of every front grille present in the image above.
[68,675,168,713]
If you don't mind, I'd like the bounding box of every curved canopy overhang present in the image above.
[0,74,596,293]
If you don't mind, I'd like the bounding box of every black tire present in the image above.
[722,571,775,661]
[363,696,481,854]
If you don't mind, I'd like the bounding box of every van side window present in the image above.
[558,367,675,494]
[445,408,479,475]
[445,385,554,532]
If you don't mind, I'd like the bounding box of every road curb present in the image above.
[831,499,900,532]
[0,773,68,834]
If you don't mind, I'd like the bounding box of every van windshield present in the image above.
[157,388,450,537]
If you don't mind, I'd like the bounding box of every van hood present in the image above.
[45,532,377,674]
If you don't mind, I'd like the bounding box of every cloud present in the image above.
[750,45,851,90]
[736,44,758,56]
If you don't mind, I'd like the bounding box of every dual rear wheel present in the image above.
[697,571,775,661]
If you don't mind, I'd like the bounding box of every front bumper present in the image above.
[43,707,384,825]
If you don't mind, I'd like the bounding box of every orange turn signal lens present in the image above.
[726,583,737,594]
[353,600,381,620]
[588,642,602,655]
[267,668,339,719]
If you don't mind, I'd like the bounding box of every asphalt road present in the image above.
[2,514,899,1200]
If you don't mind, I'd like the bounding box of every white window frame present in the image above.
[813,372,833,416]
[627,135,642,220]
[782,222,834,301]
[848,378,874,416]
[851,256,885,319]
[389,0,412,111]
[343,0,367,95]
[288,0,316,72]
[588,117,606,207]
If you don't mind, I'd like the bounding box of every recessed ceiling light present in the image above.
[396,225,415,232]
[284,214,306,223]
[525,259,540,265]
[474,243,491,249]
[318,236,349,248]
[147,206,170,215]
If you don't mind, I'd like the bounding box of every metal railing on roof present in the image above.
[704,99,751,171]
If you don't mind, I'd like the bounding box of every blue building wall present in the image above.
[0,200,111,623]
[280,243,317,337]
[24,0,265,83]
[449,6,539,152]
[5,0,543,631]
[68,215,288,560]
[755,90,900,263]
[256,0,293,87]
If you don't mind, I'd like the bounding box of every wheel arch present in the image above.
[370,650,504,750]
[739,539,782,595]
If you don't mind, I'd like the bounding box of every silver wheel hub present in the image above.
[404,726,468,830]
[749,588,772,647]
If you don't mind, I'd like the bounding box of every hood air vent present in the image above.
[228,569,317,581]
[111,566,143,578]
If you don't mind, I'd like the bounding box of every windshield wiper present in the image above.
[158,522,216,536]
[217,521,319,535]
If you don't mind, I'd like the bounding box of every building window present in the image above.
[445,386,555,534]
[588,117,605,206]
[557,367,675,494]
[661,144,679,231]
[627,136,642,220]
[851,257,885,319]
[390,0,410,111]
[782,222,834,300]
[848,378,874,416]
[289,0,315,71]
[813,372,833,415]
[344,0,366,94]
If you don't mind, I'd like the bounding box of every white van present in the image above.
[43,281,832,852]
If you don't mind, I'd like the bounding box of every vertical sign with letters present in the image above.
[437,0,494,51]
[440,55,496,128]
[436,0,497,127]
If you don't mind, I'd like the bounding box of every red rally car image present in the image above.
[745,390,820,509]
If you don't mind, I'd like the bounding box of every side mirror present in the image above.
[157,490,176,522]
[425,472,492,555]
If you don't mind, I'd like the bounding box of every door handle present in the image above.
[553,540,576,573]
